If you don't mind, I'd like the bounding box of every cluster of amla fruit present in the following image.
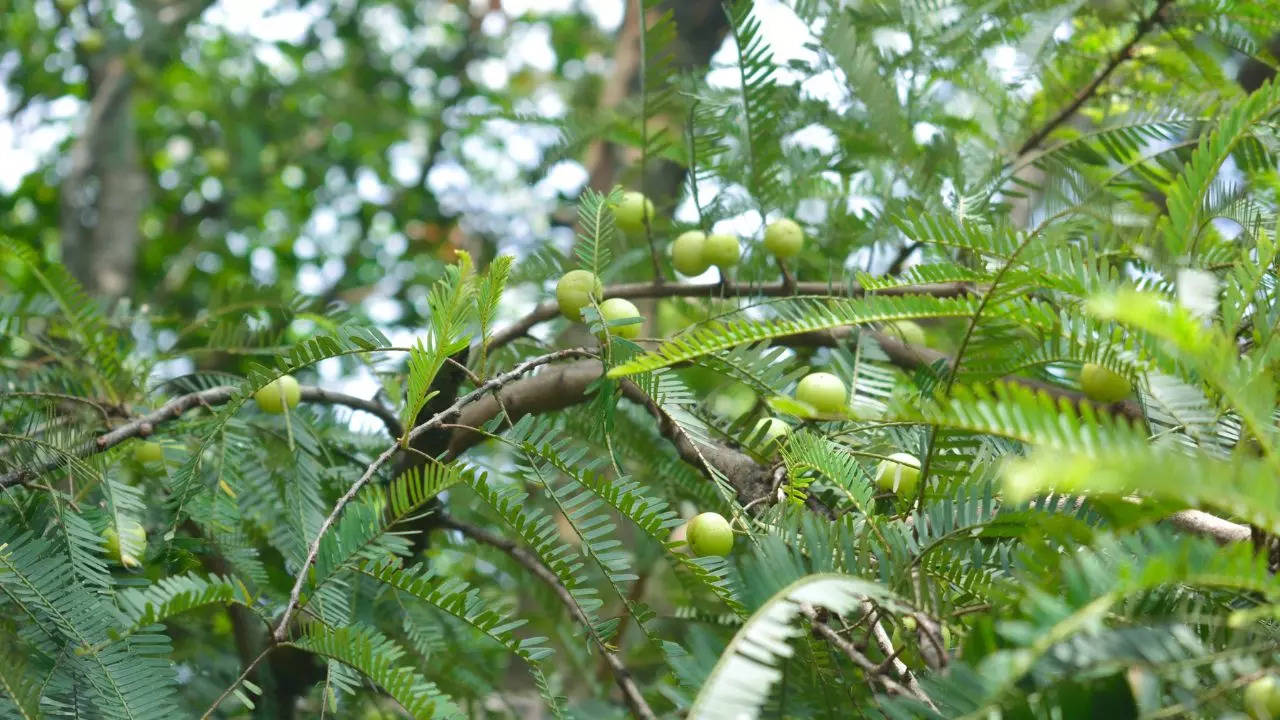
[554,190,809,335]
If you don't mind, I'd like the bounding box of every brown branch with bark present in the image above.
[0,385,402,488]
[438,515,657,720]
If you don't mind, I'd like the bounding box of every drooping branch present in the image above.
[0,385,403,488]
[485,280,971,350]
[437,515,658,720]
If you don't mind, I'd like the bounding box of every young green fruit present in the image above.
[556,269,603,321]
[751,417,790,452]
[686,512,733,557]
[671,231,710,276]
[102,520,147,568]
[598,297,643,339]
[254,375,301,414]
[763,218,804,259]
[883,320,926,347]
[1080,362,1131,403]
[133,441,164,465]
[795,372,847,414]
[707,383,757,421]
[612,191,654,235]
[703,233,741,268]
[1246,676,1280,720]
[875,452,921,497]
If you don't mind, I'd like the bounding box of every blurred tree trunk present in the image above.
[59,0,215,300]
[61,57,143,300]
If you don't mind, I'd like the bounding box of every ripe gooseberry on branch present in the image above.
[763,218,804,259]
[102,520,147,568]
[686,512,733,557]
[671,231,711,277]
[875,452,921,498]
[751,417,790,452]
[882,320,926,347]
[703,233,741,268]
[612,191,654,235]
[133,440,164,465]
[254,375,301,414]
[1080,362,1131,403]
[598,297,643,339]
[795,372,847,414]
[555,269,603,321]
[1245,676,1280,720]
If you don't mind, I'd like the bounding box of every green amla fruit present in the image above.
[598,297,643,339]
[763,218,804,259]
[254,375,301,414]
[671,231,710,277]
[795,372,847,414]
[133,441,164,465]
[686,512,733,557]
[875,452,921,497]
[751,417,790,452]
[1080,362,1131,403]
[707,383,757,421]
[882,320,926,347]
[1246,676,1280,720]
[555,269,603,321]
[703,233,741,268]
[612,191,654,235]
[102,520,147,568]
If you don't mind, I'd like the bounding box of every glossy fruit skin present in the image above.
[752,417,790,452]
[1080,363,1131,403]
[708,383,757,421]
[883,320,926,347]
[671,231,710,276]
[133,441,164,465]
[1245,676,1280,719]
[102,521,147,568]
[255,375,301,414]
[763,218,804,259]
[613,191,654,235]
[598,298,642,339]
[555,269,603,321]
[795,372,847,414]
[687,512,734,557]
[875,452,921,497]
[703,233,741,268]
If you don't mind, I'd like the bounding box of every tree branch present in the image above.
[485,280,971,351]
[272,348,596,642]
[0,385,403,488]
[798,603,921,702]
[438,516,658,720]
[1014,0,1173,157]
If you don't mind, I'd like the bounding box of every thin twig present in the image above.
[439,516,658,720]
[271,348,596,643]
[200,645,274,720]
[485,279,971,350]
[799,603,920,701]
[1014,0,1174,157]
[865,602,935,710]
[0,385,403,487]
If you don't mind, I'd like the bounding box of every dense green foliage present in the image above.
[5,0,1280,718]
